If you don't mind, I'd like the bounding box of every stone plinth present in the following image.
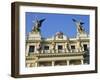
[27,32,41,40]
[77,32,88,38]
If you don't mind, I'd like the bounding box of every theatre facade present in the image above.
[25,19,89,67]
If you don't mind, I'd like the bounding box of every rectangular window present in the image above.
[29,46,35,52]
[83,44,88,51]
[44,46,49,50]
[71,45,76,52]
[58,45,63,50]
[71,45,75,49]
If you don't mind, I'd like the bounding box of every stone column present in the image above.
[67,60,70,65]
[26,44,29,56]
[52,61,55,66]
[81,60,84,65]
[35,62,38,67]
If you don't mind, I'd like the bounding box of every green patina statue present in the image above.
[32,18,45,33]
[72,18,85,34]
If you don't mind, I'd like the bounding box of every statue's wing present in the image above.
[39,19,46,27]
[80,22,84,25]
[40,19,45,23]
[72,18,77,22]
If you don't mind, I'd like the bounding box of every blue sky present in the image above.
[26,12,89,38]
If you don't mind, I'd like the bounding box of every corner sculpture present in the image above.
[32,18,45,33]
[72,18,85,34]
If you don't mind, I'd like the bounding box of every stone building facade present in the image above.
[25,19,89,67]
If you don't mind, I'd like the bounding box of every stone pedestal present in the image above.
[27,32,42,40]
[77,32,88,38]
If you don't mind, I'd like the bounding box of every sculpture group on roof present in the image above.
[32,18,86,36]
[32,18,45,33]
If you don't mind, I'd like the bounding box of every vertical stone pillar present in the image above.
[64,43,66,53]
[67,60,70,65]
[52,61,55,66]
[26,44,29,56]
[35,62,38,67]
[81,60,84,65]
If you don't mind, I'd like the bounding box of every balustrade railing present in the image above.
[28,49,84,55]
